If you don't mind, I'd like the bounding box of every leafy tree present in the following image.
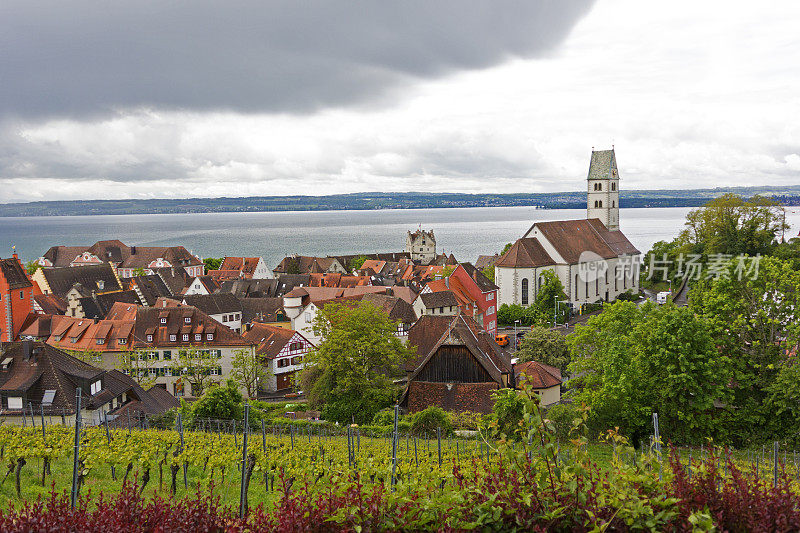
[533,270,569,325]
[230,348,269,399]
[301,301,413,424]
[132,267,148,277]
[771,238,800,271]
[496,272,569,327]
[481,265,495,283]
[190,379,243,421]
[349,255,369,271]
[440,265,456,277]
[689,255,800,445]
[170,347,220,396]
[24,260,40,276]
[641,239,682,288]
[516,326,570,375]
[766,362,800,444]
[69,349,104,365]
[203,257,223,272]
[116,348,158,389]
[501,242,513,255]
[568,301,730,444]
[675,194,786,257]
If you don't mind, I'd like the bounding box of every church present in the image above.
[495,148,641,308]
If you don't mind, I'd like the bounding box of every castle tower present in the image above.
[406,229,436,264]
[586,147,620,231]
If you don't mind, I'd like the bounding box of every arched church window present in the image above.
[598,200,603,208]
[594,200,598,208]
[521,278,529,305]
[612,183,616,191]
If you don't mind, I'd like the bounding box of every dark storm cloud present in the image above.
[0,0,594,118]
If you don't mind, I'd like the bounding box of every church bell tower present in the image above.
[586,147,620,231]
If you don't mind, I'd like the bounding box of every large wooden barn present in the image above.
[401,315,512,414]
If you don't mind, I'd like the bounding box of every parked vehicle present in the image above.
[495,334,509,346]
[656,291,671,305]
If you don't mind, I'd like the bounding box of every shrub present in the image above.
[371,408,396,426]
[491,388,526,439]
[321,390,394,425]
[189,379,242,422]
[543,403,579,441]
[410,406,452,437]
[448,410,484,431]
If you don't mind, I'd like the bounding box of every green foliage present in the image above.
[410,406,452,437]
[132,267,148,277]
[676,194,786,257]
[641,239,683,287]
[203,257,223,272]
[771,238,800,270]
[501,242,513,255]
[491,388,527,440]
[321,390,394,425]
[516,326,570,375]
[689,255,800,445]
[189,379,243,422]
[371,408,396,426]
[615,289,640,302]
[568,301,729,444]
[481,265,495,283]
[302,301,413,424]
[543,403,580,442]
[115,348,158,389]
[440,265,456,277]
[497,271,569,326]
[348,255,369,271]
[448,410,484,431]
[170,346,220,396]
[24,260,40,276]
[230,348,269,399]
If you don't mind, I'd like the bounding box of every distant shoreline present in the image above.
[2,187,799,218]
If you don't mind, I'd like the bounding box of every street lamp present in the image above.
[513,319,520,352]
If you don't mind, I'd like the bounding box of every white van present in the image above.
[656,291,671,305]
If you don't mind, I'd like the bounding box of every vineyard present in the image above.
[0,418,513,509]
[4,401,800,531]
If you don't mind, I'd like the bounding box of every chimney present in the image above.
[22,340,33,361]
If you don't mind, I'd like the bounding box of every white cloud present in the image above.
[1,0,799,202]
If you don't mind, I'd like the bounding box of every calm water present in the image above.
[3,207,800,267]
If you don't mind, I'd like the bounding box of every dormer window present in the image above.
[146,334,153,343]
[184,317,191,324]
[160,317,167,324]
[206,333,214,341]
[90,379,102,395]
[170,334,177,342]
[182,334,189,342]
[118,338,127,345]
[195,334,202,341]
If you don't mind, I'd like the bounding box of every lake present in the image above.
[3,206,800,267]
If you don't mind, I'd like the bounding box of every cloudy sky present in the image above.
[1,0,798,203]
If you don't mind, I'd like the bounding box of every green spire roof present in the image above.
[587,149,618,180]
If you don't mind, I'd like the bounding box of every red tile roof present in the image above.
[515,361,562,389]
